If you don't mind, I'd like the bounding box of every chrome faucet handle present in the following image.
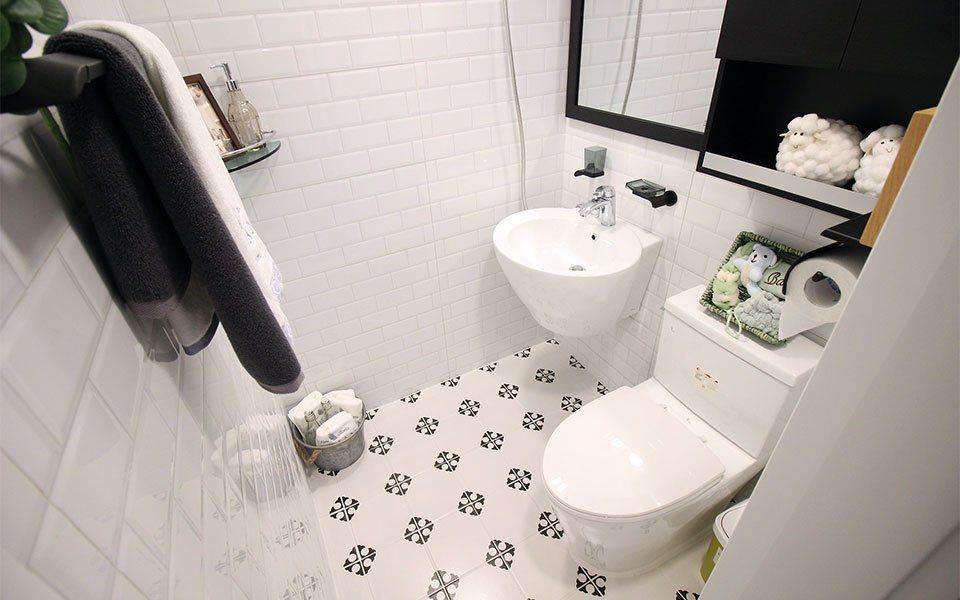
[593,185,616,201]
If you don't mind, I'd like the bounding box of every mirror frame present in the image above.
[566,0,705,151]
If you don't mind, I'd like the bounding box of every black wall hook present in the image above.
[1,53,105,114]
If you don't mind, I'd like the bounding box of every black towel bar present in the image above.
[0,53,105,114]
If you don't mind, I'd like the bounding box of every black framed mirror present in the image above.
[565,0,725,150]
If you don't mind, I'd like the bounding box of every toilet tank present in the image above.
[654,286,823,459]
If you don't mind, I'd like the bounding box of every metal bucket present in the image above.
[289,409,365,472]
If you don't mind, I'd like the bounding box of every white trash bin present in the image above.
[701,499,749,581]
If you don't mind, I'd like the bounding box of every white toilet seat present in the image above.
[542,384,726,522]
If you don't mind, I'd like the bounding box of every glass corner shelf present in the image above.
[224,140,281,173]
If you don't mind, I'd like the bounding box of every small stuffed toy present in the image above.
[775,113,863,185]
[853,124,906,196]
[733,244,778,298]
[711,263,741,310]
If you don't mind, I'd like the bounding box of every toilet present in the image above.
[542,285,823,574]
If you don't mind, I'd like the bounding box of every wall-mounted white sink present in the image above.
[493,208,662,338]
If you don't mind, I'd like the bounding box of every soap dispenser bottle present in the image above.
[210,62,262,147]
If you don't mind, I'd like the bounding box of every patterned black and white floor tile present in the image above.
[427,570,460,600]
[403,516,434,544]
[308,339,706,600]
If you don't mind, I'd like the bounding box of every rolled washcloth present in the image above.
[315,411,359,446]
[325,389,364,420]
[287,391,325,439]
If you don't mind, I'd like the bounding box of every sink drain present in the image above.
[569,265,585,271]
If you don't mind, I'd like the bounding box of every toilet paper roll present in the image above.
[779,246,869,339]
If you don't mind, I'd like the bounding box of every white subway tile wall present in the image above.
[578,0,725,130]
[59,0,840,407]
[0,119,332,599]
[559,119,845,389]
[60,0,573,408]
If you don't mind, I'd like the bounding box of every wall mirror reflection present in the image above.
[567,0,727,149]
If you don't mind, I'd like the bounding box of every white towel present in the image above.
[287,391,325,439]
[324,389,364,421]
[73,21,292,342]
[314,411,358,446]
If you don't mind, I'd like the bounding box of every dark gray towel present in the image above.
[45,31,303,393]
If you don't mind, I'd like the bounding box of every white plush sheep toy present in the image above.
[775,114,864,186]
[852,124,906,196]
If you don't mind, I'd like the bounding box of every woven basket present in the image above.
[699,231,804,346]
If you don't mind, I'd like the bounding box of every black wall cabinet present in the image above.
[716,0,860,69]
[840,0,959,81]
[701,0,959,216]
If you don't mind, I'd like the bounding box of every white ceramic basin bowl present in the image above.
[493,208,662,338]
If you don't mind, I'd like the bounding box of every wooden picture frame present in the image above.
[183,73,240,155]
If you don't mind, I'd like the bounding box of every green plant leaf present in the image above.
[4,0,43,23]
[9,21,30,52]
[0,14,9,50]
[0,54,26,95]
[29,0,66,34]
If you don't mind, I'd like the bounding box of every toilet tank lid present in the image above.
[665,286,823,387]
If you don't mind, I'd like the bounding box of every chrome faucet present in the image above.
[577,185,617,226]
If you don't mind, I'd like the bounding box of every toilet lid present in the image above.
[542,385,725,520]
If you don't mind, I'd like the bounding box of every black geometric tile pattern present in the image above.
[416,416,439,435]
[458,398,480,416]
[368,435,393,455]
[498,383,519,399]
[537,511,564,539]
[385,472,412,496]
[597,382,609,395]
[514,347,531,358]
[343,545,376,576]
[479,361,498,372]
[576,565,606,596]
[364,408,379,420]
[677,591,701,600]
[458,491,485,516]
[435,451,460,472]
[480,430,504,450]
[569,355,585,369]
[328,496,360,522]
[403,516,434,544]
[441,376,460,387]
[401,391,420,404]
[485,539,515,570]
[275,519,308,548]
[427,570,460,600]
[547,338,560,345]
[317,467,340,477]
[561,396,582,413]
[534,368,556,383]
[506,468,532,491]
[522,411,544,431]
